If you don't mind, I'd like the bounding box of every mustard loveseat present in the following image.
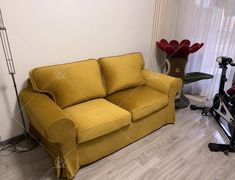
[19,52,182,179]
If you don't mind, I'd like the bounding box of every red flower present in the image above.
[156,39,204,58]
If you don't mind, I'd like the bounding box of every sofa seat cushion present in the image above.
[30,59,106,109]
[99,52,145,95]
[106,86,168,121]
[63,98,131,143]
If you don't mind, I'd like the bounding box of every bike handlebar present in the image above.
[216,56,234,66]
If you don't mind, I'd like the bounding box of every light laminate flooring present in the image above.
[1,107,235,180]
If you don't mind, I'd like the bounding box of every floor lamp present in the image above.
[0,10,37,151]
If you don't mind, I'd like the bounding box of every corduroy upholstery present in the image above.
[99,52,145,95]
[19,52,182,179]
[106,86,168,121]
[64,98,131,143]
[30,59,106,108]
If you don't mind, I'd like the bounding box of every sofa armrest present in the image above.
[19,87,76,144]
[142,69,182,97]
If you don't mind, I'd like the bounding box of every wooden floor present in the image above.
[1,107,235,180]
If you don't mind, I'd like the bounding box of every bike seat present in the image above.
[227,86,235,95]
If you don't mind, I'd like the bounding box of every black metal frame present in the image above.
[190,56,235,155]
[0,9,28,141]
[211,57,235,139]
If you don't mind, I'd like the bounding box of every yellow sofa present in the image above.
[19,52,182,179]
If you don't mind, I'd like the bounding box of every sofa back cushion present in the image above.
[99,52,145,95]
[30,59,106,108]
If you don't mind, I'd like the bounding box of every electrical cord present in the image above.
[0,137,38,156]
[0,139,20,156]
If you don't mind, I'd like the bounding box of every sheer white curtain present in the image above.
[150,0,235,99]
[149,0,180,69]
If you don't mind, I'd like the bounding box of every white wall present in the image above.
[0,0,155,141]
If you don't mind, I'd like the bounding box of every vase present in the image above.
[165,57,190,108]
[165,57,188,78]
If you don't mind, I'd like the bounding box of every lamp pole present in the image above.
[0,9,28,143]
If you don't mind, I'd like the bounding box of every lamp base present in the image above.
[15,134,38,152]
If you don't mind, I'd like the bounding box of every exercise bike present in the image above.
[190,56,235,154]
